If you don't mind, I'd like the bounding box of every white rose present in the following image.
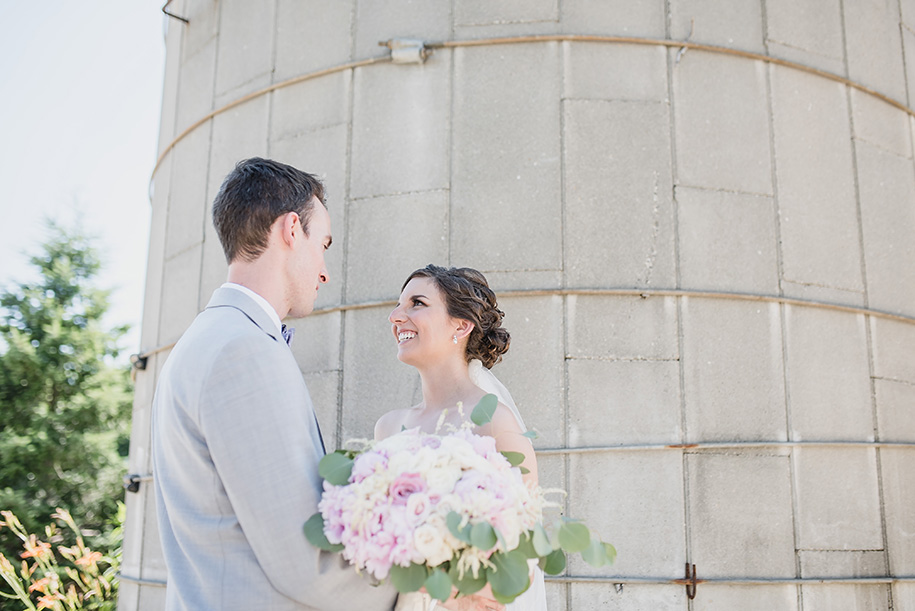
[439,437,480,467]
[387,451,411,475]
[425,465,462,496]
[413,524,453,567]
[495,512,522,551]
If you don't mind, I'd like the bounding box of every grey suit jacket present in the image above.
[152,288,396,611]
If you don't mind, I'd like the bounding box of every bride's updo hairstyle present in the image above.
[403,265,510,369]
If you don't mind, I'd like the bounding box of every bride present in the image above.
[375,265,548,611]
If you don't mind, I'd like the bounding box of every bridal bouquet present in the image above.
[305,395,615,603]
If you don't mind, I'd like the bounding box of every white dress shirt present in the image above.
[221,282,283,334]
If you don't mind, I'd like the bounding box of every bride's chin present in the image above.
[395,349,421,367]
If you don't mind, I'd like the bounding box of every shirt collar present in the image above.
[220,282,283,335]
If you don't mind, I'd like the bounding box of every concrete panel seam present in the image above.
[132,289,915,362]
[560,97,667,105]
[446,40,454,267]
[853,135,915,159]
[350,187,450,203]
[903,10,913,109]
[872,375,915,387]
[150,34,915,199]
[675,182,775,198]
[456,17,558,27]
[559,43,567,280]
[272,119,349,144]
[565,355,680,362]
[163,239,205,264]
[767,37,846,62]
[336,67,356,450]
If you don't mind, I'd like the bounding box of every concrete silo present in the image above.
[121,1,915,609]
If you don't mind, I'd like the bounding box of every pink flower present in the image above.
[351,451,387,483]
[405,493,432,526]
[389,473,426,505]
[466,432,498,459]
[421,435,442,450]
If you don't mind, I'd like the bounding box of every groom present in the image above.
[152,158,397,610]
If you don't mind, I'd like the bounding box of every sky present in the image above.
[0,1,166,358]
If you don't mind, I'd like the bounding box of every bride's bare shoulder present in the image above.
[476,401,524,437]
[374,407,417,440]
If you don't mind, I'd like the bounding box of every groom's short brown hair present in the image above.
[212,157,325,263]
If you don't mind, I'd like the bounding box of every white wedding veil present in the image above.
[466,359,547,611]
[467,358,526,431]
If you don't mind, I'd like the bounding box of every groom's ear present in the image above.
[454,319,474,340]
[277,211,299,248]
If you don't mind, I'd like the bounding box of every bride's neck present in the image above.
[417,357,476,412]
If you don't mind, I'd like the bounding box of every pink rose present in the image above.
[389,472,427,505]
[405,492,432,526]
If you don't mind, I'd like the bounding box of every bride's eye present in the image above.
[412,298,426,307]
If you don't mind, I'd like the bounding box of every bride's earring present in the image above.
[452,335,458,344]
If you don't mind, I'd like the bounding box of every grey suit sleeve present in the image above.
[199,337,397,611]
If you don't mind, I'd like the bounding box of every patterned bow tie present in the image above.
[281,324,295,346]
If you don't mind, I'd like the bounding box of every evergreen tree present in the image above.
[0,222,131,560]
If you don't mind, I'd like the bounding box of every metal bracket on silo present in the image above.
[123,473,153,493]
[379,39,430,64]
[161,0,189,24]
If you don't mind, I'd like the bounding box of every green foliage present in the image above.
[317,451,355,486]
[557,520,591,553]
[389,563,428,593]
[423,568,452,602]
[469,522,497,552]
[446,511,472,545]
[499,451,525,468]
[0,222,131,566]
[303,513,343,553]
[447,561,486,596]
[488,550,531,602]
[469,394,498,426]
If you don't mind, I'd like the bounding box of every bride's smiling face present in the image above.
[389,277,461,366]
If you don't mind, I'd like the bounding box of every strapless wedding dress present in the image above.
[394,566,546,610]
[394,360,548,610]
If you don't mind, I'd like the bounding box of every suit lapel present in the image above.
[205,287,282,343]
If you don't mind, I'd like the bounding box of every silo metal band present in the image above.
[150,36,914,185]
[117,572,167,587]
[121,439,913,493]
[132,287,915,366]
[116,572,915,589]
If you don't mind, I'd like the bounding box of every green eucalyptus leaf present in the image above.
[519,466,530,475]
[514,531,539,559]
[303,513,343,552]
[532,523,553,557]
[390,563,429,593]
[489,550,531,601]
[500,451,526,467]
[494,526,507,551]
[540,549,566,575]
[318,451,354,486]
[603,542,617,565]
[446,511,472,544]
[424,568,453,602]
[470,393,498,426]
[521,430,540,439]
[470,522,498,551]
[449,562,487,595]
[581,537,608,567]
[558,521,591,553]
